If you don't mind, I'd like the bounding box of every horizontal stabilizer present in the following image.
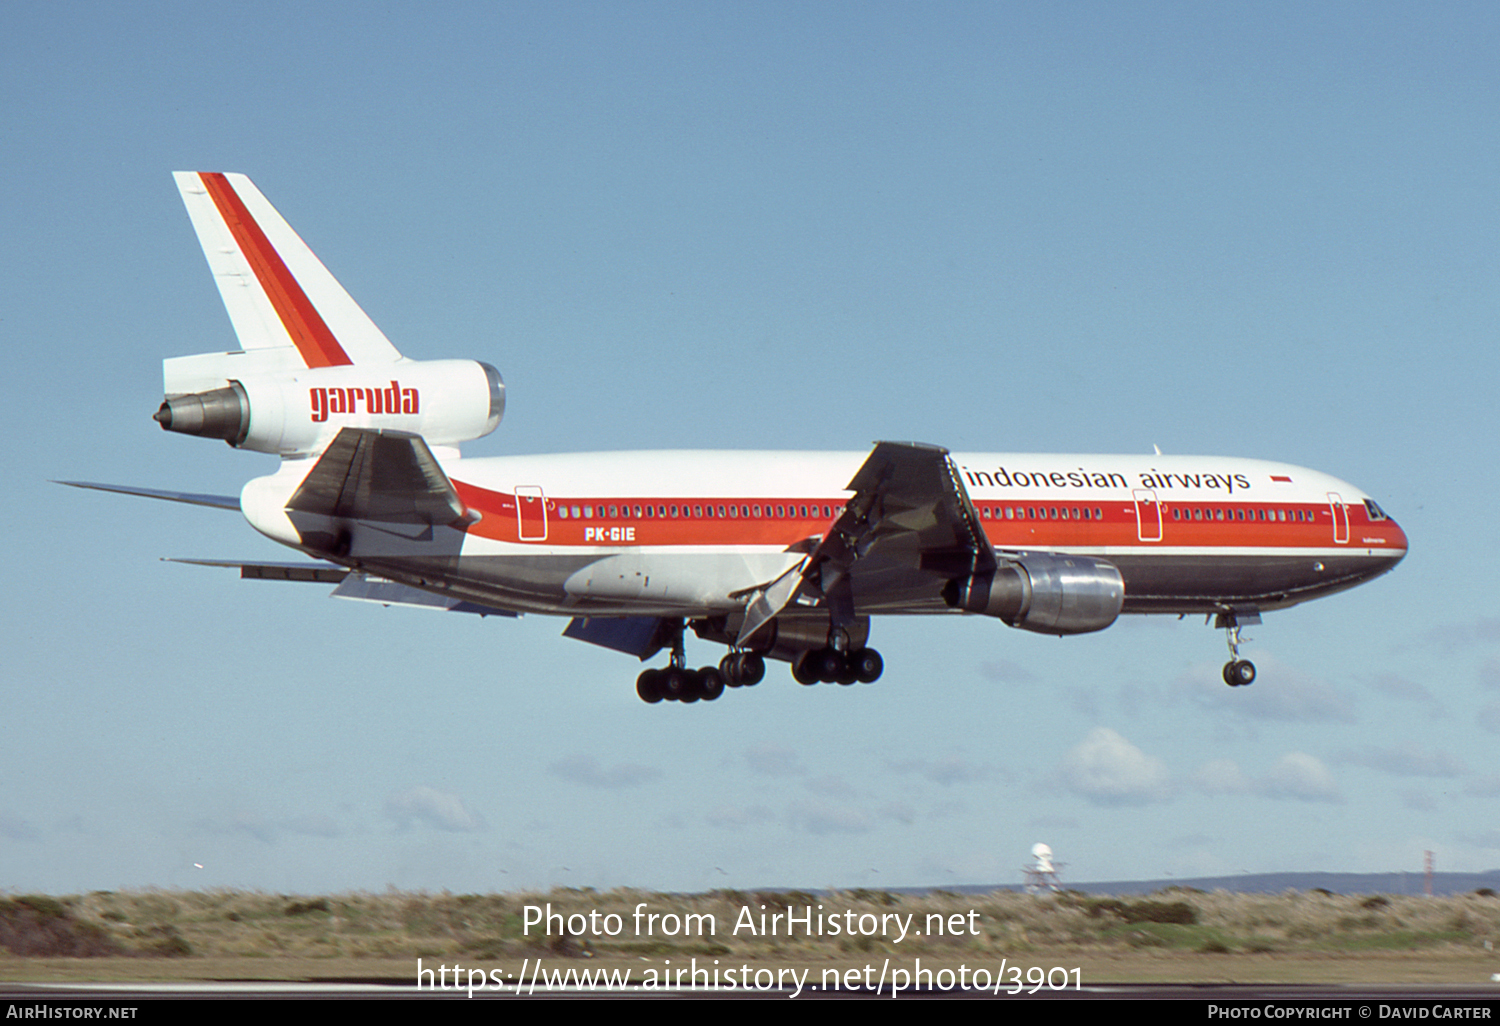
[165,559,517,616]
[166,558,349,582]
[332,575,518,616]
[286,428,468,525]
[56,481,240,510]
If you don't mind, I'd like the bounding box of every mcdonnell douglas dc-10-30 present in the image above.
[65,173,1409,704]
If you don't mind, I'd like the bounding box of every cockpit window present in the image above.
[1363,499,1388,521]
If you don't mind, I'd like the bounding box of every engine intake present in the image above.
[943,553,1124,635]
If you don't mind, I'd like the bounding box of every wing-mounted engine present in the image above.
[154,355,504,456]
[943,552,1124,635]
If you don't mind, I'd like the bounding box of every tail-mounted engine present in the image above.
[154,355,504,456]
[943,553,1124,635]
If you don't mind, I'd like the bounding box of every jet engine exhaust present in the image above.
[154,383,250,445]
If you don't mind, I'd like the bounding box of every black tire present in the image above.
[817,647,845,683]
[792,652,821,685]
[636,669,663,704]
[740,653,765,686]
[1223,660,1256,687]
[662,667,692,701]
[851,648,883,684]
[699,667,725,701]
[720,654,742,686]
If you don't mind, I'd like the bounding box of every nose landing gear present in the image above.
[1216,609,1259,687]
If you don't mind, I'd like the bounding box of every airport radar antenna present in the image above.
[1023,842,1063,894]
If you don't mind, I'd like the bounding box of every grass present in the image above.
[3,887,1500,983]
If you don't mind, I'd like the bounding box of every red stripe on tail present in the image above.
[198,173,352,368]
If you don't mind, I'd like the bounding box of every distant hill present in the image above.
[929,870,1500,898]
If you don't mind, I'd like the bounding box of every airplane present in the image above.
[64,172,1409,705]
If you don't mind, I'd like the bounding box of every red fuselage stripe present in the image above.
[198,173,353,368]
[450,481,1405,551]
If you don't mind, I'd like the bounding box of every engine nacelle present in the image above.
[943,553,1124,635]
[155,358,504,456]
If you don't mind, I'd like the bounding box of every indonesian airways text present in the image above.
[961,465,1255,494]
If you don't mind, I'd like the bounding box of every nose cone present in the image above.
[1386,518,1409,565]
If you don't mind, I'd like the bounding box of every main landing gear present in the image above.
[791,646,884,686]
[632,621,882,703]
[791,623,883,687]
[1216,610,1257,687]
[636,664,727,704]
[634,621,770,704]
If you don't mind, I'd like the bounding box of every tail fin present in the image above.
[173,172,403,368]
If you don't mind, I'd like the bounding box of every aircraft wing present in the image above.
[739,441,994,642]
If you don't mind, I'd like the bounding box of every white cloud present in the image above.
[547,755,660,789]
[384,786,485,832]
[1057,728,1171,806]
[1260,753,1341,803]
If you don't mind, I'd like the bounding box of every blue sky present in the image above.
[3,1,1498,895]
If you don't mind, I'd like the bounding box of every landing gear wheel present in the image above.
[1222,659,1256,687]
[792,652,821,685]
[699,666,725,701]
[720,652,766,687]
[636,669,664,704]
[850,648,883,684]
[816,647,846,683]
[661,667,692,701]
